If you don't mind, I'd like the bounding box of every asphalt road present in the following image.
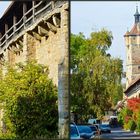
[97,127,140,140]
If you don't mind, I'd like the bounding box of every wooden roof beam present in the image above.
[52,15,60,28]
[38,25,49,37]
[32,31,42,41]
[45,21,57,33]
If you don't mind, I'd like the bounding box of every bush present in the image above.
[118,113,124,127]
[136,112,140,133]
[0,61,58,139]
[118,107,133,130]
[128,120,136,131]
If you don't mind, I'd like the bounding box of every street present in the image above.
[98,127,140,140]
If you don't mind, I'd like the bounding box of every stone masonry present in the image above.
[124,6,140,99]
[0,1,68,86]
[124,8,140,88]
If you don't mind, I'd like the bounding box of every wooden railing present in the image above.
[0,0,65,50]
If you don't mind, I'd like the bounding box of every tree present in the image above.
[71,29,123,121]
[71,33,86,71]
[88,28,113,54]
[0,61,58,139]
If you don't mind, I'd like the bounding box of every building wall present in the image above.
[125,34,140,88]
[36,30,62,86]
[125,35,132,88]
[127,88,140,99]
[0,3,68,86]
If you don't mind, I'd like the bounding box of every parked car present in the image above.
[109,116,119,127]
[77,125,95,139]
[99,124,111,133]
[93,124,102,134]
[88,125,100,135]
[70,124,82,140]
[88,118,101,124]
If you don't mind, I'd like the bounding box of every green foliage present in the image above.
[89,28,113,54]
[128,120,136,131]
[71,32,86,71]
[119,107,133,119]
[120,108,133,130]
[118,107,138,131]
[70,29,123,120]
[118,115,124,127]
[0,61,58,139]
[119,99,140,132]
[136,112,140,133]
[118,108,128,126]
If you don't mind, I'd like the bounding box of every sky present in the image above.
[0,1,12,18]
[71,1,140,72]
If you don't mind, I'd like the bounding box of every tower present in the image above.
[124,6,140,88]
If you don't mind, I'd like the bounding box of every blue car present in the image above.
[77,125,95,139]
[88,125,100,135]
[100,124,111,133]
[70,124,82,140]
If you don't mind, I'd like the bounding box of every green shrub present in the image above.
[118,113,124,126]
[118,107,133,130]
[0,61,58,139]
[128,120,136,131]
[136,112,140,133]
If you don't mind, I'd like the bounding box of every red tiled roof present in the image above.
[125,23,140,36]
[130,24,140,35]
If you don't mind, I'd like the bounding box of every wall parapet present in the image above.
[0,1,66,56]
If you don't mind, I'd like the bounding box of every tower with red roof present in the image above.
[124,6,140,88]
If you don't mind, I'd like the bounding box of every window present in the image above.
[127,45,129,48]
[133,37,135,40]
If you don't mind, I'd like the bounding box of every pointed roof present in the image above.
[134,5,140,24]
[124,23,140,36]
[129,23,140,35]
[134,5,139,16]
[124,6,140,37]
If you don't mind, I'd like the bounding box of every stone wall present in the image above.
[0,2,68,86]
[36,29,62,86]
[125,35,140,88]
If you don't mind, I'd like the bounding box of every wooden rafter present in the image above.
[52,15,60,28]
[45,21,57,33]
[38,25,49,36]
